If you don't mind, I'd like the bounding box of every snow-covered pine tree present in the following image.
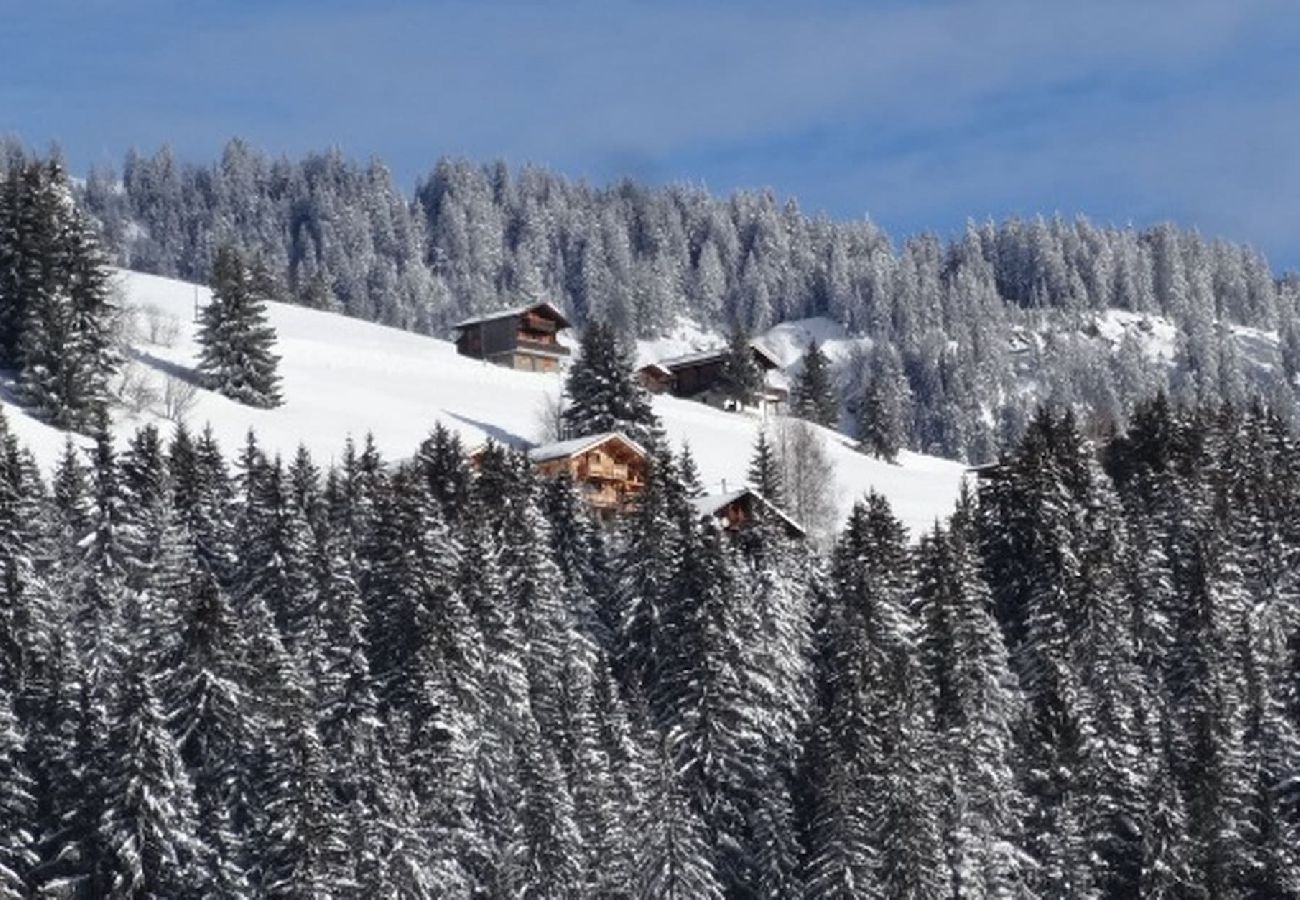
[857,344,906,462]
[0,408,56,713]
[1,159,118,430]
[615,442,690,701]
[677,441,707,499]
[719,324,764,408]
[162,561,258,894]
[747,428,785,505]
[235,453,315,646]
[793,338,839,427]
[914,524,1030,896]
[0,687,36,900]
[561,319,660,445]
[636,734,724,900]
[412,422,472,523]
[98,655,207,896]
[197,245,283,408]
[804,493,943,898]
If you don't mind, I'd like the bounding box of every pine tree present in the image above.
[793,338,839,427]
[857,346,906,462]
[561,320,660,444]
[98,657,208,897]
[162,562,259,892]
[805,494,943,898]
[915,524,1030,896]
[197,245,283,408]
[677,442,707,499]
[747,428,785,506]
[636,736,724,900]
[0,688,36,899]
[1,159,118,430]
[719,325,764,408]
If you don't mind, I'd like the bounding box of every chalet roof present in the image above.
[690,487,806,536]
[452,301,571,331]
[649,340,782,372]
[527,431,646,464]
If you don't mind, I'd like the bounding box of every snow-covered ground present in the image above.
[0,271,970,536]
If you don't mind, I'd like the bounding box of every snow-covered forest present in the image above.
[0,396,1298,896]
[2,138,1298,898]
[57,138,1300,461]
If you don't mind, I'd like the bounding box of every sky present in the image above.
[3,0,1300,269]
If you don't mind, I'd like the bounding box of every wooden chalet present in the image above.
[452,302,572,372]
[527,432,648,515]
[638,342,788,412]
[690,488,805,539]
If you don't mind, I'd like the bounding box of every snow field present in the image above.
[2,270,971,535]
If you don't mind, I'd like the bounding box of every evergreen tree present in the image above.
[804,494,943,898]
[915,524,1030,896]
[636,736,724,900]
[857,345,906,462]
[0,159,118,430]
[98,657,207,896]
[793,338,839,427]
[561,320,660,445]
[719,325,764,408]
[197,245,283,408]
[747,428,785,505]
[162,562,259,892]
[0,688,36,899]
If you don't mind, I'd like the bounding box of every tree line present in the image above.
[0,389,1296,897]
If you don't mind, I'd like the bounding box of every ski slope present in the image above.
[0,270,970,536]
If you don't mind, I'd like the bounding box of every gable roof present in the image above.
[649,340,782,372]
[452,301,571,331]
[527,431,646,464]
[690,487,806,536]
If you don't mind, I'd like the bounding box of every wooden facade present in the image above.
[528,432,648,516]
[453,302,572,372]
[638,343,788,411]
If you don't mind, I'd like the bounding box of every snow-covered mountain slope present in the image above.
[0,271,969,535]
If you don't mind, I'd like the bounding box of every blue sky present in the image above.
[4,0,1300,268]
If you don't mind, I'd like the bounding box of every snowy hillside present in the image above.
[0,271,969,535]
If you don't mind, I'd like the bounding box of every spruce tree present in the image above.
[98,656,207,896]
[857,356,905,463]
[197,245,283,408]
[636,736,724,900]
[914,524,1030,896]
[0,159,118,430]
[794,338,839,427]
[747,428,785,505]
[561,320,659,445]
[162,562,259,892]
[0,688,36,899]
[719,325,764,408]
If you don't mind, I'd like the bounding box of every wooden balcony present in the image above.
[516,336,571,356]
[586,460,629,481]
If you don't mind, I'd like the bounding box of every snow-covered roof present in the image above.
[527,431,646,463]
[690,487,806,536]
[452,301,571,330]
[649,339,781,372]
